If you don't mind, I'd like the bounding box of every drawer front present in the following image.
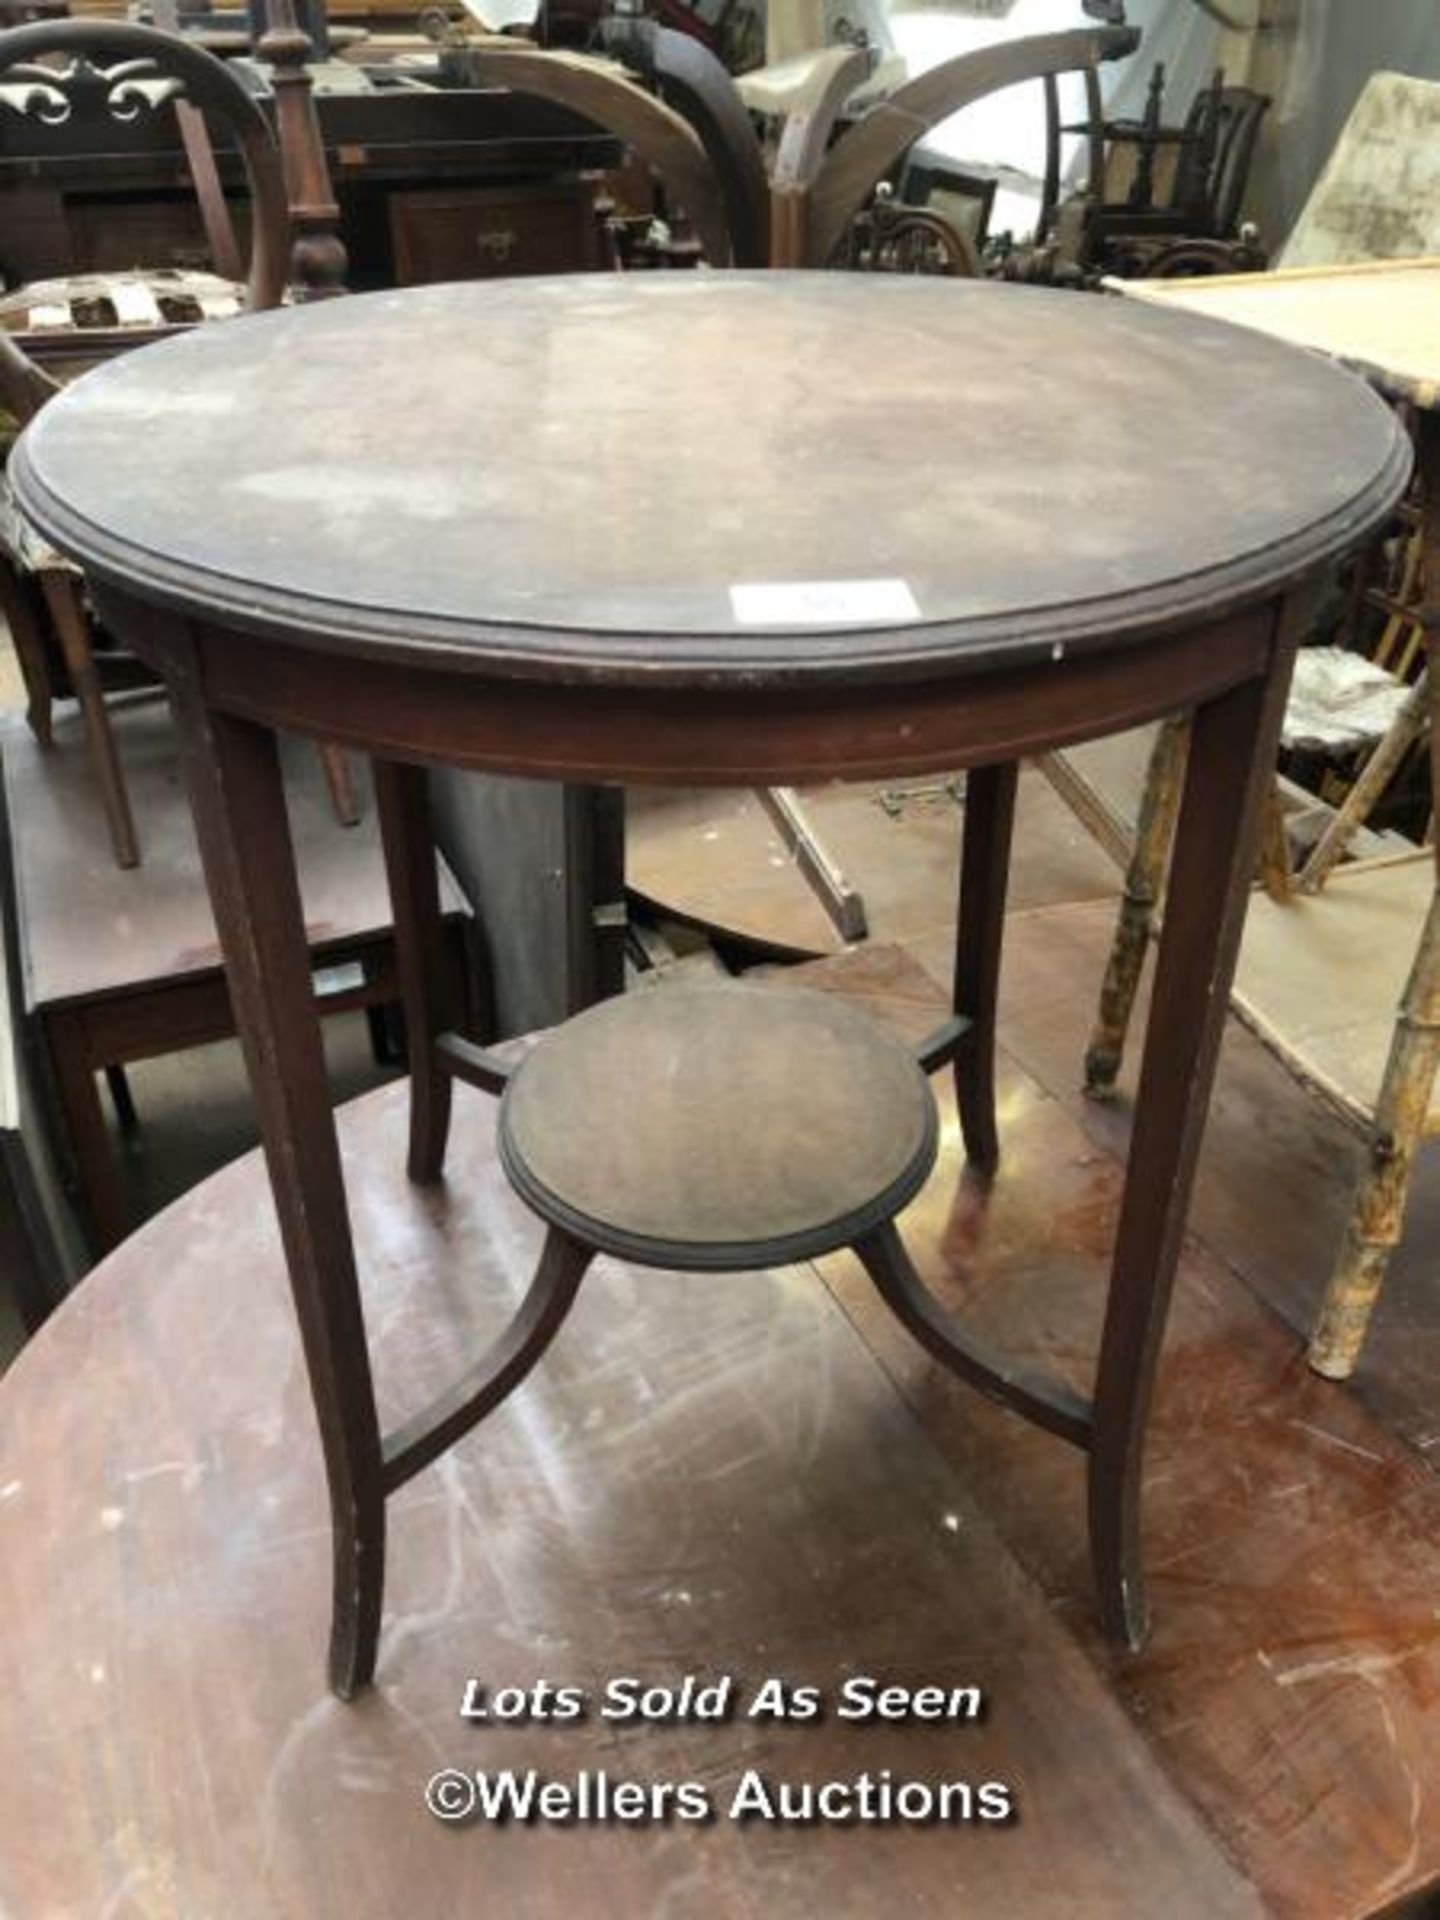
[388,183,599,284]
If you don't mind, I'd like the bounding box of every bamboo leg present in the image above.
[1309,891,1440,1378]
[1083,714,1189,1098]
[1257,784,1293,903]
[1372,521,1421,671]
[40,570,139,869]
[1311,413,1440,1374]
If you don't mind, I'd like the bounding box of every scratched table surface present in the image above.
[1112,256,1440,412]
[0,1070,1265,1920]
[11,273,1405,684]
[7,937,1440,1916]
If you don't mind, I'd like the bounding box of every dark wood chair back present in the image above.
[0,17,290,423]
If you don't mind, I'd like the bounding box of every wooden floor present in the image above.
[4,770,1440,1917]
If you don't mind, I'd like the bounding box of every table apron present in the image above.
[96,587,1280,786]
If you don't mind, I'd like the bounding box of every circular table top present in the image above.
[500,982,937,1267]
[12,273,1409,688]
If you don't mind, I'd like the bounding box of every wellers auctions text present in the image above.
[443,1766,1014,1827]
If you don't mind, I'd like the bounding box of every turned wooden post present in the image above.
[255,0,348,299]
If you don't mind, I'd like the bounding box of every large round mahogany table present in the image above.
[10,273,1409,1698]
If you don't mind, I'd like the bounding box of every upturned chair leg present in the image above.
[1309,889,1440,1379]
[40,569,139,869]
[375,757,454,1183]
[954,761,1018,1172]
[1084,714,1189,1098]
[319,744,362,827]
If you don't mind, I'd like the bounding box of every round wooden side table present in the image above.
[11,272,1410,1697]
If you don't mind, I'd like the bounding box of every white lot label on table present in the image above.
[729,579,921,626]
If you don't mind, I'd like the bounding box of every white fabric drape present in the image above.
[888,0,1221,238]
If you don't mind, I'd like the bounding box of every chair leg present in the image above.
[374,758,454,1183]
[105,1064,139,1136]
[1309,889,1440,1379]
[319,744,362,827]
[1083,714,1189,1098]
[954,761,1018,1173]
[40,570,139,869]
[0,553,53,747]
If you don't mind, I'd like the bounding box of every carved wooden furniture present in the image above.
[463,20,1137,272]
[18,1049,1434,1919]
[0,28,616,292]
[0,17,290,869]
[0,15,371,866]
[10,272,1406,1695]
[1066,62,1270,279]
[1081,259,1440,1382]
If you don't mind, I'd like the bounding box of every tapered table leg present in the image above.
[167,656,387,1698]
[374,758,454,1184]
[954,760,1018,1172]
[1089,610,1299,1648]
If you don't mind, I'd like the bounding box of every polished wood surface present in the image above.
[12,276,1408,680]
[500,982,936,1262]
[0,1064,1259,1919]
[5,943,1440,1915]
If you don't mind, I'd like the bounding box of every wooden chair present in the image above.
[0,19,292,867]
[1057,60,1270,279]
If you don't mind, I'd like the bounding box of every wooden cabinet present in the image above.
[387,180,600,284]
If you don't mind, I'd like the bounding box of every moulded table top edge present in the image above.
[14,447,1414,692]
[8,274,1415,692]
